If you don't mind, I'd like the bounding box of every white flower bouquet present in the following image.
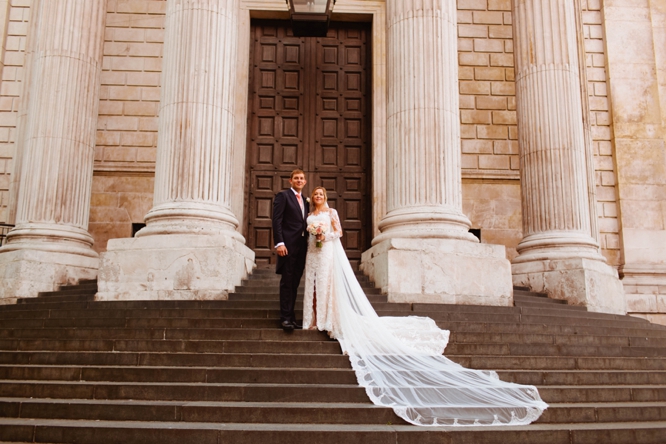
[307,221,327,248]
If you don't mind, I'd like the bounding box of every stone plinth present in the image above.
[0,250,98,304]
[361,238,513,306]
[513,257,626,315]
[97,235,254,302]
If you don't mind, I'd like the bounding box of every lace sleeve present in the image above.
[325,209,343,241]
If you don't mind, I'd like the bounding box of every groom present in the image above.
[272,169,309,332]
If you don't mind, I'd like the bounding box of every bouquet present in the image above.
[307,221,327,248]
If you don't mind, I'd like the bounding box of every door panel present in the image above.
[246,20,371,269]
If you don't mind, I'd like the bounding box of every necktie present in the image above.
[296,193,304,217]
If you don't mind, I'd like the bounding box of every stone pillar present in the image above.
[510,0,625,314]
[97,0,254,301]
[0,0,105,303]
[361,0,513,306]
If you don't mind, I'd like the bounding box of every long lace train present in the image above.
[329,239,548,426]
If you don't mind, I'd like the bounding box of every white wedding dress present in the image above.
[303,209,548,427]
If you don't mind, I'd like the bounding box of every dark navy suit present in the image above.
[272,189,309,323]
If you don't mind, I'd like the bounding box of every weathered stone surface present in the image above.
[512,257,626,315]
[361,238,513,306]
[97,234,253,301]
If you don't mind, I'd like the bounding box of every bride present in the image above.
[302,186,548,427]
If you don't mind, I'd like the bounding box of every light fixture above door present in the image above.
[286,0,336,37]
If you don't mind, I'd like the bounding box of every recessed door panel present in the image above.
[246,20,371,268]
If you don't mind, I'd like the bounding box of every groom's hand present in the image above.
[276,245,288,257]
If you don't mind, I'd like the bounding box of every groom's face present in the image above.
[290,173,306,193]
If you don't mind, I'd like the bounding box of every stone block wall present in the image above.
[582,0,621,268]
[90,0,165,253]
[96,0,163,172]
[457,0,518,178]
[0,0,29,223]
[456,0,523,260]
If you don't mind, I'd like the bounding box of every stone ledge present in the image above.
[360,237,513,306]
[97,234,255,302]
[512,257,626,315]
[0,249,99,302]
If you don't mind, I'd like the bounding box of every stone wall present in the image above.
[91,0,165,253]
[582,0,621,268]
[0,0,29,223]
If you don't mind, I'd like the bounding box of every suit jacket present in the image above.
[272,189,309,273]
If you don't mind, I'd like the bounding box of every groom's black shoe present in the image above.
[281,320,295,332]
[292,320,303,330]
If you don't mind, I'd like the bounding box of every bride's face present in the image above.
[313,189,326,206]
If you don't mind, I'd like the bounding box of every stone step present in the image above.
[1,418,666,444]
[449,331,663,347]
[233,286,383,295]
[1,368,665,405]
[18,295,94,304]
[0,327,332,342]
[0,338,343,354]
[0,381,369,403]
[0,317,282,330]
[411,304,648,324]
[451,355,666,371]
[2,349,664,373]
[498,370,666,386]
[4,326,662,347]
[539,402,666,424]
[2,397,665,426]
[436,321,666,338]
[538,385,666,403]
[239,277,371,286]
[227,293,388,303]
[0,351,353,369]
[0,398,404,425]
[0,365,358,385]
[445,342,666,358]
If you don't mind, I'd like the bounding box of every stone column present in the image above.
[361,0,513,306]
[97,0,254,301]
[511,0,625,314]
[0,0,105,303]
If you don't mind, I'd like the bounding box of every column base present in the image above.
[360,238,513,306]
[620,265,666,326]
[0,249,99,304]
[97,234,255,301]
[512,257,626,315]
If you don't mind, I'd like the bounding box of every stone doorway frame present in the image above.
[231,0,387,241]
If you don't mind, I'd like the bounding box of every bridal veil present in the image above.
[329,239,548,426]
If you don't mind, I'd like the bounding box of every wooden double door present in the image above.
[245,20,372,269]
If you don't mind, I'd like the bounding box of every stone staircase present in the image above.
[0,269,665,443]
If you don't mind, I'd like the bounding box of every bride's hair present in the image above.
[310,186,328,207]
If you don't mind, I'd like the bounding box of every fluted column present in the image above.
[373,0,475,243]
[511,0,625,314]
[4,0,105,255]
[97,0,253,302]
[361,0,512,306]
[138,0,241,239]
[0,0,104,301]
[512,0,599,261]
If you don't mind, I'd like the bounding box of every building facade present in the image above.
[0,0,663,324]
